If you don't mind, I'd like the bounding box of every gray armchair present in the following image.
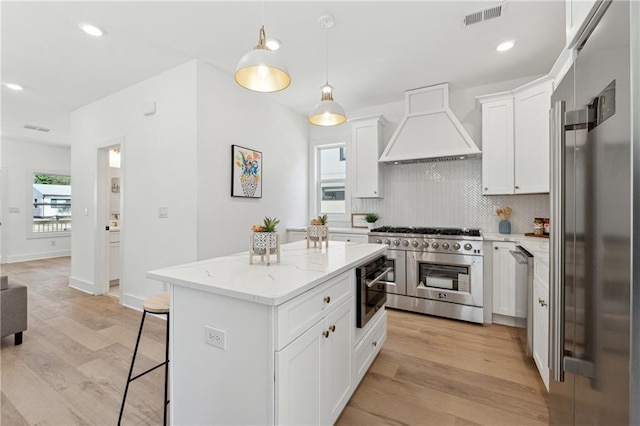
[1,276,27,345]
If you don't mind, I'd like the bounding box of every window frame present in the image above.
[313,142,350,223]
[28,169,72,239]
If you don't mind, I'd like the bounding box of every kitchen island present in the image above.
[147,240,387,425]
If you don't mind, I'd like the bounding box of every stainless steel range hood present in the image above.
[379,83,481,163]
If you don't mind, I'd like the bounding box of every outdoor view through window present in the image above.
[32,173,71,233]
[318,144,346,215]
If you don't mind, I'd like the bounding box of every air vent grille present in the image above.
[463,2,507,26]
[22,124,52,132]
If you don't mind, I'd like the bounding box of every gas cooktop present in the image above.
[370,226,481,237]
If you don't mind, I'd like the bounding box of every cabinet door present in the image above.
[276,320,325,426]
[492,242,517,316]
[329,233,367,243]
[533,277,549,390]
[482,99,515,195]
[514,81,552,193]
[352,117,385,198]
[287,230,307,243]
[324,300,353,425]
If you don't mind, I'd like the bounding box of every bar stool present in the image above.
[118,292,170,426]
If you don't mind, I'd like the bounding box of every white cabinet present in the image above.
[533,257,550,390]
[478,78,553,195]
[566,0,599,48]
[514,81,553,193]
[353,309,386,384]
[109,231,120,281]
[481,98,514,195]
[492,242,526,319]
[276,298,353,425]
[350,115,387,198]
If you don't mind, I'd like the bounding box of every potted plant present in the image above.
[251,216,280,255]
[308,214,329,242]
[365,213,380,230]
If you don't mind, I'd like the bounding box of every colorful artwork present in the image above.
[231,145,262,198]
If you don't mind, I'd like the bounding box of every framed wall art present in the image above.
[231,145,262,198]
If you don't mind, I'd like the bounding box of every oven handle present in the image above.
[366,267,393,288]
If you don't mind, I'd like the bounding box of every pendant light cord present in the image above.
[261,0,264,26]
[325,23,329,84]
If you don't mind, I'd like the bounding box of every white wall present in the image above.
[196,61,308,259]
[0,139,71,263]
[308,75,549,229]
[70,61,199,307]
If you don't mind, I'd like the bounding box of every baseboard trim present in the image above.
[492,313,526,328]
[69,276,95,295]
[7,250,71,263]
[121,292,145,312]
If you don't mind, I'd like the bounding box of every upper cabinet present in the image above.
[478,78,553,195]
[565,0,600,48]
[350,115,388,198]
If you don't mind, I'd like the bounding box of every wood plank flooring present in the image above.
[1,257,549,425]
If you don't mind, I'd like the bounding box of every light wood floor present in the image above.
[1,257,548,425]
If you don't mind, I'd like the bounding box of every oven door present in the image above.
[380,249,406,295]
[407,251,483,307]
[356,255,390,328]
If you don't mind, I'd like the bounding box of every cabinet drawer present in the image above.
[276,271,352,350]
[330,233,367,243]
[353,310,387,383]
[534,258,549,284]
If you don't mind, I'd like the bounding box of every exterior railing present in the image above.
[33,218,71,233]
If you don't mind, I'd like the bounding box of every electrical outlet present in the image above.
[204,325,226,350]
[51,240,56,246]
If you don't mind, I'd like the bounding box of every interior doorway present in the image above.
[96,138,124,298]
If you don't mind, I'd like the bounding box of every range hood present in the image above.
[379,83,481,163]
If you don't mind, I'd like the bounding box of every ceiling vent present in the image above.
[22,124,52,132]
[463,2,507,26]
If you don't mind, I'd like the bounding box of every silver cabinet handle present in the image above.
[366,267,393,288]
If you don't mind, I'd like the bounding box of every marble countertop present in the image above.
[287,226,369,234]
[484,232,549,265]
[147,240,386,306]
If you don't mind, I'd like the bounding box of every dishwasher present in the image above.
[510,245,534,356]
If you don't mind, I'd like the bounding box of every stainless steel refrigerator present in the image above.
[549,1,638,425]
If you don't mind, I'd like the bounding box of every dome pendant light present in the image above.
[235,2,291,93]
[308,15,347,126]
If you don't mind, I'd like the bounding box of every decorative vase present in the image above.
[250,232,280,265]
[499,220,511,234]
[251,232,278,254]
[367,222,376,230]
[306,225,329,248]
[308,225,328,241]
[240,174,258,197]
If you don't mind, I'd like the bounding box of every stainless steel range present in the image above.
[369,227,484,323]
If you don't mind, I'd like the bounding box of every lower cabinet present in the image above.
[287,229,367,244]
[492,241,526,319]
[533,258,550,390]
[276,299,353,425]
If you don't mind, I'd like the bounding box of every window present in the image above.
[317,144,346,215]
[32,173,71,234]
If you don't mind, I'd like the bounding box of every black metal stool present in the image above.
[118,292,170,425]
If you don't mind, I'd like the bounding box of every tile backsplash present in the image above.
[353,158,550,234]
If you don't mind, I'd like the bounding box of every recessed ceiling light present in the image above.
[265,38,282,51]
[79,23,105,37]
[3,82,23,91]
[496,40,515,52]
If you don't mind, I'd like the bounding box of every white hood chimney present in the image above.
[379,83,481,163]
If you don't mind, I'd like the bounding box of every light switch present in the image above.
[158,207,168,218]
[8,207,20,214]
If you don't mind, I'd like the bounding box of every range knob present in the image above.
[464,243,473,251]
[453,242,461,250]
[393,240,400,246]
[375,239,382,244]
[384,239,390,245]
[442,242,450,249]
[431,242,439,249]
[422,241,430,248]
[412,240,419,248]
[402,240,410,247]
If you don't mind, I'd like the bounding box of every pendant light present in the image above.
[235,2,291,93]
[308,15,347,126]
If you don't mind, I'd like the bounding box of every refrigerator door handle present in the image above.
[550,100,566,382]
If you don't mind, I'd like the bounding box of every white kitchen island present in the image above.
[147,240,388,425]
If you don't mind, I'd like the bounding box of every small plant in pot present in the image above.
[251,216,280,254]
[365,213,380,230]
[308,214,328,241]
